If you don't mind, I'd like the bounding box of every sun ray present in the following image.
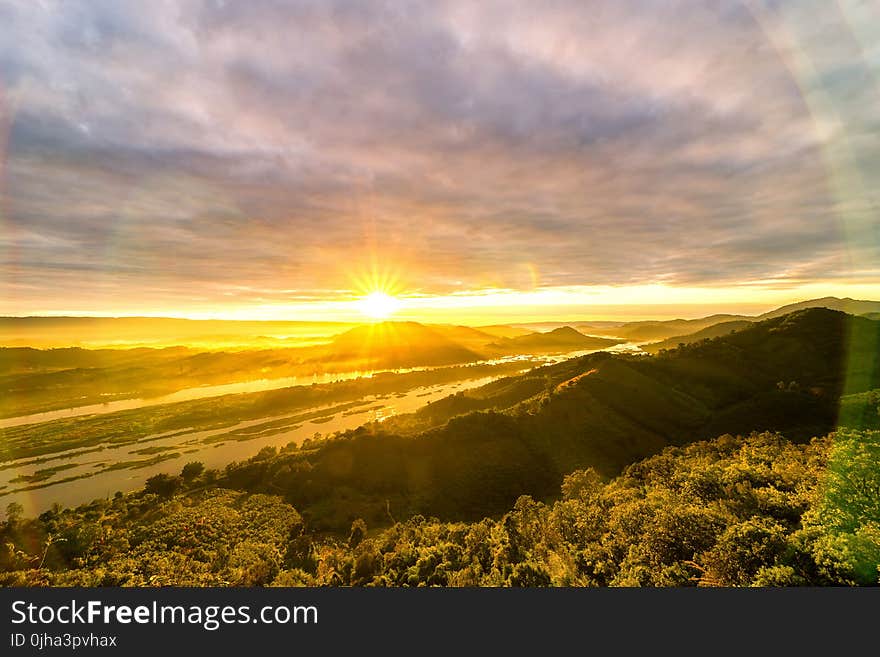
[347,257,406,321]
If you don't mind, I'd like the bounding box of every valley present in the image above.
[2,299,879,586]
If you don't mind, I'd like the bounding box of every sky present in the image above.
[0,0,879,323]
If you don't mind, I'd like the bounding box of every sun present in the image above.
[357,291,401,320]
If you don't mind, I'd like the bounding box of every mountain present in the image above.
[326,321,483,367]
[8,310,880,589]
[327,323,619,367]
[228,308,880,525]
[578,314,751,342]
[475,324,536,339]
[635,297,880,353]
[489,326,622,353]
[572,297,880,344]
[641,320,754,353]
[757,296,880,319]
[427,324,503,350]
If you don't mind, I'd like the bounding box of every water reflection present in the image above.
[0,345,639,429]
[0,344,642,514]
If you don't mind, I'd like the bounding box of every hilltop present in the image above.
[324,321,484,367]
[578,296,880,343]
[757,296,880,319]
[488,326,622,353]
[579,314,750,342]
[642,320,754,353]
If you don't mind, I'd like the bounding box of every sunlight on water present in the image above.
[0,345,640,429]
[0,375,494,515]
[0,345,642,515]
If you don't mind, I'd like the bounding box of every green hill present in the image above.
[3,308,880,587]
[642,320,753,353]
[577,296,880,343]
[6,428,879,587]
[757,296,880,319]
[216,308,880,527]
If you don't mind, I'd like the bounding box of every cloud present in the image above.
[0,0,878,314]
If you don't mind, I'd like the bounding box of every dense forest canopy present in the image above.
[2,429,878,586]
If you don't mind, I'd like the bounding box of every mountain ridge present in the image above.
[221,307,880,525]
[488,326,622,353]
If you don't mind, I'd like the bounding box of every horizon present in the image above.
[1,293,878,328]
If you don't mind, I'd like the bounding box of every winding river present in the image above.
[0,344,642,515]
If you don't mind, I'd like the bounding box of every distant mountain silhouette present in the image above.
[642,320,753,353]
[577,297,880,343]
[756,296,880,319]
[427,324,504,350]
[325,322,617,366]
[577,314,751,341]
[475,325,536,339]
[489,326,622,353]
[327,321,483,367]
[0,316,354,349]
[3,296,878,350]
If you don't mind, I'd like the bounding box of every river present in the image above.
[0,344,642,515]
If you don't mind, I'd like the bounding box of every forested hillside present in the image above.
[2,308,879,586]
[211,308,880,526]
[2,429,877,586]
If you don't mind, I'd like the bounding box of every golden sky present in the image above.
[1,1,878,323]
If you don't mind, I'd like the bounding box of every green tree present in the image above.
[144,474,181,497]
[348,519,368,549]
[804,430,880,584]
[4,502,23,527]
[181,462,205,482]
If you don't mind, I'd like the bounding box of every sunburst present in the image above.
[348,260,405,321]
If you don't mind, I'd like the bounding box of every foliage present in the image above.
[295,432,877,587]
[801,429,880,584]
[181,461,205,481]
[0,489,300,586]
[2,309,878,587]
[212,310,879,529]
[4,431,877,587]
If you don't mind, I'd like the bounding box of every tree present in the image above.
[561,468,602,500]
[144,474,181,497]
[700,518,788,586]
[181,462,205,482]
[507,562,551,587]
[805,429,880,584]
[5,502,23,527]
[348,519,367,549]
